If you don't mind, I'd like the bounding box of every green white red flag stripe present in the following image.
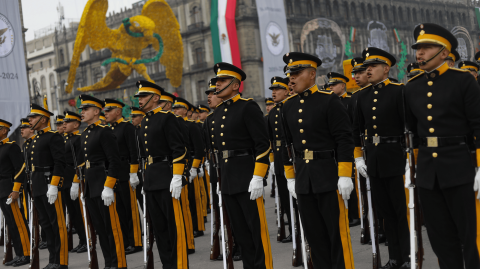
[350,27,356,42]
[394,28,401,43]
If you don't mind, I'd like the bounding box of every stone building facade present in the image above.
[51,0,478,115]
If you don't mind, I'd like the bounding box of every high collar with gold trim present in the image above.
[111,117,125,127]
[221,94,241,107]
[87,120,101,130]
[65,130,80,137]
[298,84,319,98]
[372,78,391,90]
[0,137,9,145]
[424,62,449,80]
[37,126,52,135]
[340,92,348,98]
[26,134,36,143]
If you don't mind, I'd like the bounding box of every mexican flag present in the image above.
[349,27,356,42]
[211,0,243,91]
[393,28,401,43]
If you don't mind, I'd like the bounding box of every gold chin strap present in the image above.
[214,78,235,95]
[140,94,155,111]
[30,115,44,130]
[418,46,446,66]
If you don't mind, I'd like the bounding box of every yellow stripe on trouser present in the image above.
[181,186,195,249]
[54,192,69,265]
[336,191,355,269]
[404,175,410,228]
[11,201,30,256]
[255,197,273,269]
[475,191,480,257]
[23,191,28,220]
[109,194,127,268]
[129,185,143,247]
[198,176,207,217]
[194,177,205,231]
[172,198,188,269]
[206,171,211,209]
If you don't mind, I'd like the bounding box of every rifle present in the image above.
[24,149,39,269]
[213,150,234,269]
[0,210,3,246]
[405,128,424,269]
[66,208,73,251]
[70,142,98,269]
[275,176,286,242]
[2,222,12,264]
[209,153,221,260]
[134,132,154,269]
[358,170,371,245]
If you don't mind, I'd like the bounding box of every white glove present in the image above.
[129,173,140,190]
[170,175,183,200]
[474,168,480,200]
[6,198,12,205]
[141,187,145,195]
[338,176,354,203]
[287,178,296,198]
[47,184,58,204]
[198,164,205,178]
[70,183,79,200]
[101,186,115,206]
[205,160,210,175]
[405,162,411,188]
[355,157,368,178]
[269,162,275,176]
[248,175,264,200]
[189,168,197,183]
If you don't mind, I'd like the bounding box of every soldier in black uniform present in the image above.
[130,107,146,211]
[266,76,294,242]
[173,98,206,238]
[198,104,211,214]
[281,52,354,269]
[78,95,127,269]
[27,104,68,269]
[0,119,30,267]
[458,60,479,80]
[265,98,276,198]
[103,99,143,255]
[406,23,480,268]
[211,62,273,268]
[19,118,35,220]
[406,62,424,79]
[353,48,410,269]
[445,50,460,68]
[135,81,189,268]
[62,111,88,254]
[99,112,107,125]
[55,116,65,135]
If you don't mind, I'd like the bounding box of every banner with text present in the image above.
[256,1,290,98]
[0,0,30,136]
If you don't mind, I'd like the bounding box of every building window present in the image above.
[439,11,443,23]
[196,80,206,101]
[451,12,455,25]
[392,6,396,23]
[383,6,388,21]
[49,74,55,89]
[413,8,417,22]
[463,13,467,26]
[361,3,366,20]
[195,47,204,64]
[325,0,332,17]
[59,49,65,65]
[333,1,339,17]
[351,2,357,20]
[286,0,293,16]
[40,76,46,90]
[343,1,349,21]
[49,59,52,68]
[191,5,201,24]
[368,4,373,20]
[426,10,431,22]
[399,7,403,21]
[306,1,313,17]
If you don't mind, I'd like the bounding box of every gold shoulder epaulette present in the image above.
[6,141,14,144]
[390,82,405,86]
[51,130,58,133]
[408,72,424,82]
[240,97,253,101]
[122,120,129,122]
[207,111,214,117]
[352,85,371,95]
[99,125,106,128]
[449,67,469,73]
[282,94,298,104]
[318,90,333,95]
[215,102,224,108]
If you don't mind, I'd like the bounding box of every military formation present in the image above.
[1,22,480,269]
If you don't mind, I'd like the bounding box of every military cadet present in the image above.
[130,107,146,211]
[212,62,273,268]
[99,112,107,125]
[0,119,30,267]
[135,80,189,268]
[103,99,143,255]
[62,111,88,254]
[266,76,293,242]
[281,53,354,269]
[406,62,424,79]
[353,48,410,269]
[55,115,65,135]
[27,103,68,269]
[78,95,127,269]
[458,60,479,80]
[265,98,274,114]
[445,50,460,68]
[173,97,206,239]
[265,98,275,198]
[193,106,208,222]
[406,23,480,268]
[19,118,35,220]
[198,104,211,213]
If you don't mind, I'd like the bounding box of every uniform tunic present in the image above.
[405,63,480,268]
[0,138,30,258]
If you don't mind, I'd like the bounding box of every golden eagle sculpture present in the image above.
[65,0,183,93]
